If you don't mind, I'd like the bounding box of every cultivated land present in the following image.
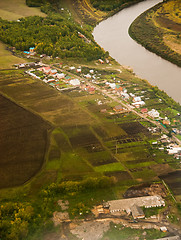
[0,0,46,20]
[129,0,181,67]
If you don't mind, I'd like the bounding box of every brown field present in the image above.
[0,94,51,188]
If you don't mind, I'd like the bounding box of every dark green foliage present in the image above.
[91,0,145,11]
[129,3,181,67]
[0,16,105,61]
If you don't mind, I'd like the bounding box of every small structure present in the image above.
[77,68,81,73]
[99,59,104,64]
[29,47,35,53]
[133,96,141,102]
[56,73,65,79]
[141,108,148,114]
[50,69,58,75]
[148,109,160,119]
[113,105,124,112]
[69,79,80,86]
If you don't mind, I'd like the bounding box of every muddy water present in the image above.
[93,0,181,104]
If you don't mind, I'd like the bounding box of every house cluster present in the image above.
[25,64,96,94]
[24,47,36,56]
[103,195,165,219]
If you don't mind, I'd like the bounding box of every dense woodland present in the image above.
[90,0,145,11]
[0,16,105,61]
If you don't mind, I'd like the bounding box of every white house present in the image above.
[56,73,65,79]
[133,96,141,102]
[69,79,80,86]
[148,109,160,118]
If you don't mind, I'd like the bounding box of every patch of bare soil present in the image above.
[70,220,110,240]
[164,36,181,55]
[124,183,167,198]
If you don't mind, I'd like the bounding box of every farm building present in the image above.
[105,195,165,216]
[131,204,145,219]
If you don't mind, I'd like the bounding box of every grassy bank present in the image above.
[129,0,181,67]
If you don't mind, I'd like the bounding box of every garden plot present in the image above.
[63,125,99,148]
[119,122,150,136]
[160,171,181,196]
[105,170,132,182]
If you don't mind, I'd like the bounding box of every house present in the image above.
[148,109,160,119]
[56,73,65,79]
[133,96,141,102]
[69,79,80,86]
[99,59,104,64]
[29,47,35,53]
[132,101,145,108]
[115,85,123,92]
[87,86,95,94]
[163,120,170,125]
[121,92,129,100]
[141,108,148,114]
[84,74,91,79]
[50,69,58,75]
[76,68,81,73]
[113,105,124,112]
[39,66,51,74]
[69,66,75,70]
[131,204,145,219]
[90,69,94,74]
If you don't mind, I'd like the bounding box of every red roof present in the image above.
[141,108,148,113]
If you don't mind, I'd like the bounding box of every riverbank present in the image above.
[129,0,181,68]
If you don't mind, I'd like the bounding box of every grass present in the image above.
[0,42,27,69]
[94,162,125,173]
[0,0,46,21]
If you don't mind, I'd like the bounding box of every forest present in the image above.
[0,16,105,61]
[90,0,145,11]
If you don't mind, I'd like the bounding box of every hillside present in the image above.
[129,0,181,67]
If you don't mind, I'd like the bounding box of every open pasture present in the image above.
[0,0,46,21]
[0,93,51,188]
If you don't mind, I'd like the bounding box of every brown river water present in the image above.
[93,0,181,104]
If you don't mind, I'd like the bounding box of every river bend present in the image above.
[93,0,181,103]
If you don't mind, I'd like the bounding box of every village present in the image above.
[15,47,181,163]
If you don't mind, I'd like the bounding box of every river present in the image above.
[93,0,181,104]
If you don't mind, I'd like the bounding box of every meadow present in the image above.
[0,0,46,20]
